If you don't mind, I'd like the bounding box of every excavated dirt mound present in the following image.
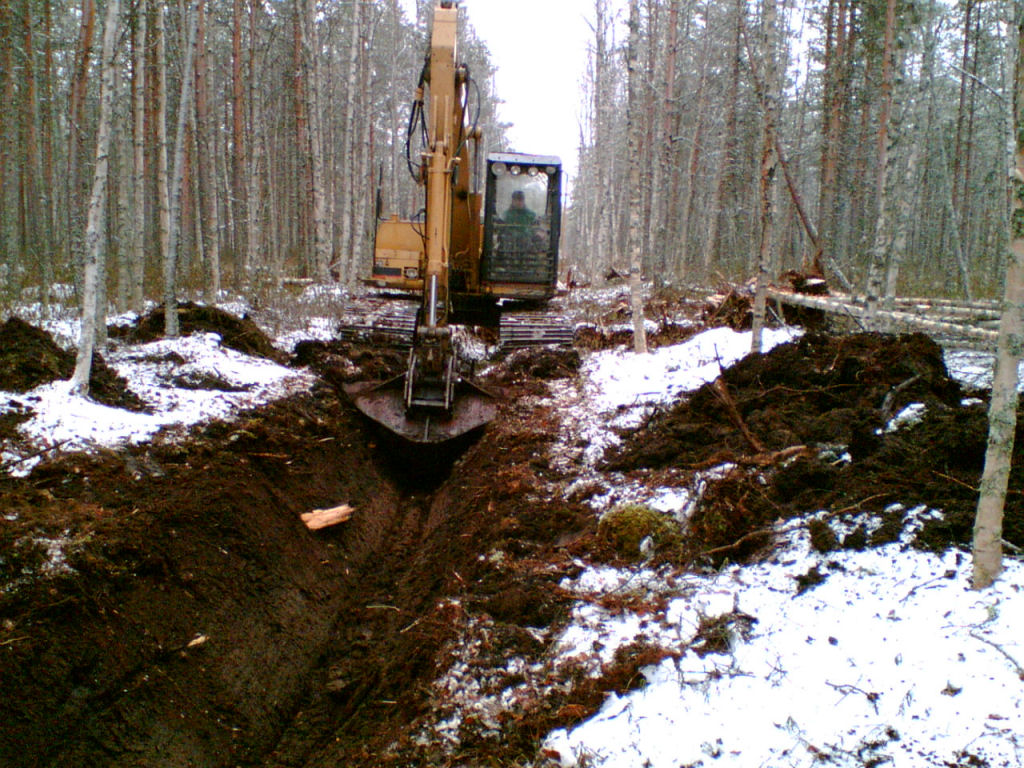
[0,316,147,410]
[606,332,963,472]
[0,342,593,768]
[119,302,288,362]
[605,332,1022,565]
[2,316,1021,767]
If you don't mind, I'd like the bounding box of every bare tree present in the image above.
[626,0,647,353]
[972,5,1023,590]
[72,0,120,396]
[164,0,200,337]
[748,0,779,354]
[337,0,362,283]
[66,0,97,279]
[195,0,221,302]
[231,0,249,287]
[298,0,330,282]
[129,0,146,313]
[864,0,898,325]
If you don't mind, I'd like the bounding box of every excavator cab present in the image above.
[481,154,562,302]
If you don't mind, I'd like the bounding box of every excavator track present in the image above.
[337,301,418,347]
[499,312,575,348]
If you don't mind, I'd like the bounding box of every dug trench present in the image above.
[0,342,590,767]
[5,305,1024,766]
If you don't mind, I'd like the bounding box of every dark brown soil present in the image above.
[118,302,289,363]
[604,331,1022,565]
[0,340,591,768]
[0,316,146,410]
[0,311,1019,767]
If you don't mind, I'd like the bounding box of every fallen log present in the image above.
[301,504,354,530]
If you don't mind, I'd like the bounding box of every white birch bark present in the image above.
[130,0,146,313]
[972,4,1023,590]
[750,0,779,354]
[865,0,898,326]
[195,0,221,303]
[337,0,361,283]
[626,0,647,354]
[302,0,331,282]
[71,0,119,396]
[155,4,171,331]
[164,0,199,338]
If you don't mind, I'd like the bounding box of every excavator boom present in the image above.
[345,1,496,443]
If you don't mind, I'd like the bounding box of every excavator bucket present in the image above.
[343,375,497,444]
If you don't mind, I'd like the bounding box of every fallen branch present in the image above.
[710,378,765,453]
[686,445,808,471]
[701,527,775,559]
[880,374,922,422]
[301,504,354,530]
[930,470,977,493]
[0,440,72,473]
[970,631,1024,680]
[830,493,891,516]
[825,681,881,713]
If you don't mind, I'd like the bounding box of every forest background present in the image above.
[0,0,1014,317]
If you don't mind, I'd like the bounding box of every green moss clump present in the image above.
[598,504,682,562]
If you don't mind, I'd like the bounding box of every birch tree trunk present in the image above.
[337,0,361,283]
[865,0,897,325]
[195,0,221,302]
[40,0,57,304]
[626,0,647,354]
[71,0,119,396]
[155,4,171,329]
[704,0,743,274]
[164,0,199,338]
[247,0,263,287]
[300,0,331,282]
[66,0,96,282]
[20,0,44,281]
[678,14,711,280]
[232,0,249,287]
[129,0,146,312]
[972,5,1023,590]
[750,0,778,354]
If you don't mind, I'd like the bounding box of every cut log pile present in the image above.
[765,288,999,350]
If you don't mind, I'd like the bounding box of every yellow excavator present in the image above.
[344,0,566,444]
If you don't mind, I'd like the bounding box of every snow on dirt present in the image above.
[0,315,314,474]
[534,332,1024,768]
[547,327,799,499]
[545,523,1024,768]
[2,301,1022,768]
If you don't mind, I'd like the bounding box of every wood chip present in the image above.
[301,504,354,530]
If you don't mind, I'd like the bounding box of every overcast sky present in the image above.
[399,0,623,185]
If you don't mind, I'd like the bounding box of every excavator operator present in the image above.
[503,190,537,227]
[499,190,541,255]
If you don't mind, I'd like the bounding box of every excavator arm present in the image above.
[345,1,496,443]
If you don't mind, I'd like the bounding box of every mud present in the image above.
[0,310,1020,767]
[0,316,146,410]
[0,321,591,767]
[117,302,289,363]
[604,332,1022,566]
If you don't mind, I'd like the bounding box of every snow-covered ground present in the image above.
[537,331,1024,768]
[0,312,315,475]
[544,523,1023,768]
[2,305,1022,767]
[428,327,1024,767]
